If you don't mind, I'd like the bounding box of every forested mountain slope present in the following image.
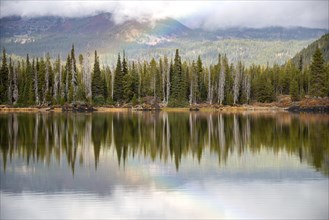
[1,13,327,66]
[291,33,329,68]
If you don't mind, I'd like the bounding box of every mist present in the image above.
[0,1,328,30]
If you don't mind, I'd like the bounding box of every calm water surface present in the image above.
[0,112,328,219]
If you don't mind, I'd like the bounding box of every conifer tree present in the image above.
[168,49,187,107]
[91,50,104,104]
[8,57,13,104]
[197,56,207,102]
[121,52,129,102]
[34,58,39,105]
[150,58,158,100]
[123,72,133,102]
[0,48,9,103]
[113,53,123,102]
[12,61,18,104]
[290,77,299,101]
[24,54,35,105]
[70,45,78,102]
[309,47,327,97]
[131,62,139,98]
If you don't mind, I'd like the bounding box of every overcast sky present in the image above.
[0,1,328,30]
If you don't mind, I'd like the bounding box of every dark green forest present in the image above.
[0,43,328,107]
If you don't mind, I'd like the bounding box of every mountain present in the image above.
[291,33,329,68]
[1,13,328,66]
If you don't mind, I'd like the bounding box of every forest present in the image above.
[0,45,328,107]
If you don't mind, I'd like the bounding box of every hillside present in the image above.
[1,13,328,66]
[291,33,329,67]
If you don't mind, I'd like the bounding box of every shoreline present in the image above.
[1,96,328,113]
[0,105,295,113]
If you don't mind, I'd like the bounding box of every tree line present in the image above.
[0,45,328,107]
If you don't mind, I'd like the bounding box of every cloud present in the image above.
[185,1,329,30]
[0,1,328,29]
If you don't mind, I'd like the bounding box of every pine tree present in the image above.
[131,62,139,98]
[44,53,52,104]
[12,61,18,104]
[71,45,78,102]
[123,73,133,102]
[7,57,13,104]
[290,77,299,101]
[168,49,187,107]
[34,58,39,105]
[255,73,275,103]
[113,53,123,102]
[122,51,128,77]
[223,56,233,105]
[91,50,104,104]
[197,56,207,102]
[121,52,129,102]
[190,61,198,104]
[309,47,327,97]
[150,58,158,101]
[0,48,9,104]
[24,54,35,105]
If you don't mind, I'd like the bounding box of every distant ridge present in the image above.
[0,13,328,66]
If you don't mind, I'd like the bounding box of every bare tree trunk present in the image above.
[164,57,170,105]
[218,70,225,105]
[83,52,92,100]
[8,59,12,104]
[246,75,251,103]
[13,63,18,104]
[138,61,142,102]
[54,71,58,101]
[161,59,166,104]
[44,56,49,104]
[233,69,241,105]
[208,69,212,104]
[189,70,193,105]
[35,63,39,105]
[71,59,76,101]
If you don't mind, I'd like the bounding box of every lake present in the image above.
[0,112,328,219]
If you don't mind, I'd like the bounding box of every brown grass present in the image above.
[1,97,328,113]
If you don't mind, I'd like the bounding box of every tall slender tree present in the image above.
[91,50,104,104]
[309,47,327,97]
[113,53,123,102]
[0,48,9,103]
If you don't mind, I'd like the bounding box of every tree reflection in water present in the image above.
[1,112,328,175]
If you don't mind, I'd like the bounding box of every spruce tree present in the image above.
[25,54,35,105]
[150,58,158,100]
[7,57,13,104]
[123,73,133,102]
[113,53,123,102]
[91,50,104,104]
[197,56,207,102]
[0,48,9,104]
[290,77,299,101]
[122,51,128,77]
[309,47,327,97]
[131,62,139,98]
[168,49,187,107]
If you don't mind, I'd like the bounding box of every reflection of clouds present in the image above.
[2,112,329,175]
[1,112,329,219]
[1,179,328,219]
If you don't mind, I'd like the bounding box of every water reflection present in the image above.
[1,112,328,175]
